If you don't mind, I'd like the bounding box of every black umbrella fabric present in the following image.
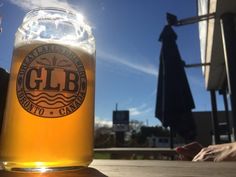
[155,25,196,141]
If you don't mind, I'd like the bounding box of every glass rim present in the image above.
[17,7,95,54]
[25,7,78,15]
[21,6,93,36]
[23,7,84,23]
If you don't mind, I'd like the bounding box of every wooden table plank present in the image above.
[91,160,236,177]
[0,160,235,177]
[94,148,177,159]
[94,147,176,154]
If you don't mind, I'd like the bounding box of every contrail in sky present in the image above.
[98,50,158,77]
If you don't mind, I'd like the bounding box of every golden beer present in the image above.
[0,8,95,171]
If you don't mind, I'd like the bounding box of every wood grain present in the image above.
[0,160,235,177]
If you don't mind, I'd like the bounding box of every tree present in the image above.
[137,126,170,146]
[94,124,115,148]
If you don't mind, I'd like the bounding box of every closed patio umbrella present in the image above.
[155,23,196,142]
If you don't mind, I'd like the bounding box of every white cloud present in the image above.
[9,0,77,12]
[98,50,158,77]
[95,116,112,128]
[128,103,152,116]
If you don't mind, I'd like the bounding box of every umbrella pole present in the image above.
[170,126,174,149]
[169,126,175,160]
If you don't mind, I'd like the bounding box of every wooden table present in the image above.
[94,148,177,159]
[0,160,235,177]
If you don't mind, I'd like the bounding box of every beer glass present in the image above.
[0,8,95,172]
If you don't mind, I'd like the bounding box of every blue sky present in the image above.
[0,0,225,126]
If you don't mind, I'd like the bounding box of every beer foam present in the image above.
[15,8,95,55]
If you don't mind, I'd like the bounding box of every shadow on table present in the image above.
[0,167,108,177]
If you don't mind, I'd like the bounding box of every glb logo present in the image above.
[16,44,87,118]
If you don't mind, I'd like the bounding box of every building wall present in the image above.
[193,111,231,146]
[193,111,212,146]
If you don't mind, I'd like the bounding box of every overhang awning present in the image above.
[199,0,236,90]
